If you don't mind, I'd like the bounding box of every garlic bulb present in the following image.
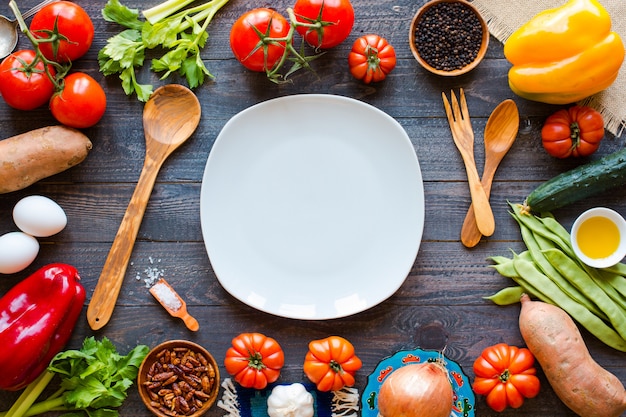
[267,383,314,417]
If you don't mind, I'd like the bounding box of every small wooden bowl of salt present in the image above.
[150,278,199,331]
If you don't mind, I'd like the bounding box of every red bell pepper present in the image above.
[0,263,85,391]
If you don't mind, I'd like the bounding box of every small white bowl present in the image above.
[571,207,626,268]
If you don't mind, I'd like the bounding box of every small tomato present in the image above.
[541,105,604,158]
[303,335,361,392]
[348,34,396,84]
[472,343,540,412]
[0,50,55,110]
[230,8,290,73]
[224,332,284,389]
[293,0,355,49]
[50,72,106,128]
[30,1,95,63]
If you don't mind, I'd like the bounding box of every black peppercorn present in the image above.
[414,1,484,72]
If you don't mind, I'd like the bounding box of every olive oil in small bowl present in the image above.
[571,207,626,268]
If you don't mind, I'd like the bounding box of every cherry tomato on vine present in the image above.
[230,8,290,72]
[0,49,56,110]
[30,1,94,63]
[348,34,396,84]
[472,343,540,412]
[293,0,354,49]
[50,72,106,128]
[541,105,604,158]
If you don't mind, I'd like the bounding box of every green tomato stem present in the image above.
[8,0,70,92]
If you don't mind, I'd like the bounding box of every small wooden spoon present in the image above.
[87,85,201,330]
[150,278,199,331]
[461,99,519,247]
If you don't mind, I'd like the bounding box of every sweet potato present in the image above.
[519,294,626,417]
[0,126,92,194]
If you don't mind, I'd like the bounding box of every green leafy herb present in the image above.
[1,337,149,417]
[98,0,229,101]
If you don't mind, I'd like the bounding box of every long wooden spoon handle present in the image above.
[461,155,495,237]
[87,158,161,330]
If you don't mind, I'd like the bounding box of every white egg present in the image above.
[0,232,40,274]
[13,195,68,237]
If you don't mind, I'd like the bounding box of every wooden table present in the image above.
[1,0,624,416]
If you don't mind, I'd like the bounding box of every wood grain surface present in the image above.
[0,0,624,416]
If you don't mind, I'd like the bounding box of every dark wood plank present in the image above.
[0,0,624,416]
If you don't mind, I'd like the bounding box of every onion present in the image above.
[378,361,453,417]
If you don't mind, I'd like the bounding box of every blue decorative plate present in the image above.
[360,348,475,417]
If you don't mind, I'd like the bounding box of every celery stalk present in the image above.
[143,0,196,24]
[2,371,55,417]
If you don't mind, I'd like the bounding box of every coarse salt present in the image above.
[151,281,182,312]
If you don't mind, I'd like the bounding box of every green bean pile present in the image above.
[486,202,626,352]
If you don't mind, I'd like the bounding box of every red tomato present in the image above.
[348,34,396,84]
[472,343,540,412]
[224,333,284,389]
[293,0,354,49]
[230,8,290,72]
[30,1,94,63]
[0,49,55,110]
[303,336,362,392]
[50,72,106,128]
[541,106,604,158]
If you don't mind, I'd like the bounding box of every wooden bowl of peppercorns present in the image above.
[409,0,489,76]
[138,340,220,417]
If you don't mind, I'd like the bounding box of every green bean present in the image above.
[514,204,626,301]
[508,253,557,305]
[523,226,609,321]
[538,215,573,249]
[484,286,525,305]
[543,248,626,340]
[603,261,626,277]
[509,203,574,257]
[583,266,626,310]
[512,256,626,352]
[595,268,626,298]
[489,253,548,303]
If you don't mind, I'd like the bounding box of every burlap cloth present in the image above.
[471,0,626,137]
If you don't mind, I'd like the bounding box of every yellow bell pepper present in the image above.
[503,0,624,104]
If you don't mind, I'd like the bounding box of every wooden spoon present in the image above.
[461,99,519,247]
[87,85,201,330]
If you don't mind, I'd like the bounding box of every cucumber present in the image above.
[523,147,626,213]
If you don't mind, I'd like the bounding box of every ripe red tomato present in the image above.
[30,1,94,63]
[224,333,284,389]
[293,0,354,49]
[0,49,56,110]
[230,8,290,72]
[541,106,604,158]
[348,34,396,84]
[472,343,540,412]
[50,72,106,128]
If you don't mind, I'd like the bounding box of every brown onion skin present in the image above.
[378,362,453,417]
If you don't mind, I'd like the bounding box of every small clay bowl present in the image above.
[137,340,220,417]
[409,0,489,76]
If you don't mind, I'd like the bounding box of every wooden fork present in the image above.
[442,89,495,237]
